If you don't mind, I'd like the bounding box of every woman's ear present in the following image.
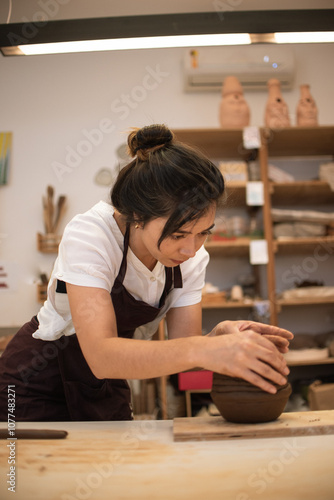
[133,213,144,229]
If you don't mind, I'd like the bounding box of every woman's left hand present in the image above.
[208,320,293,354]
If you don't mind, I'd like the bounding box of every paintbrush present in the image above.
[42,195,50,233]
[52,195,66,234]
[46,185,54,234]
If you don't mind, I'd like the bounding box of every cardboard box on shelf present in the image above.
[308,380,334,411]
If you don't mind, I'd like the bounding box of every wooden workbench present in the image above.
[1,416,334,500]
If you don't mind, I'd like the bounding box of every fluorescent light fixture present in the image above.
[1,10,333,56]
[275,31,334,44]
[18,33,251,56]
[17,31,334,56]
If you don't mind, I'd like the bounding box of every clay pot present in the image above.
[264,78,291,128]
[211,373,292,424]
[296,84,318,127]
[219,76,250,128]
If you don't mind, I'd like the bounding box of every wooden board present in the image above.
[173,410,334,441]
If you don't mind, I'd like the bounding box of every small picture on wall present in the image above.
[0,132,12,185]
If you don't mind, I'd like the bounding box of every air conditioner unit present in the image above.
[184,45,295,92]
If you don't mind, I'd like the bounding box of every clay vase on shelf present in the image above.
[264,78,291,129]
[296,84,318,127]
[219,76,250,128]
[211,373,292,424]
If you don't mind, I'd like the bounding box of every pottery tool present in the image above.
[46,185,54,233]
[52,195,66,234]
[42,195,50,233]
[173,410,334,441]
[0,429,68,439]
[39,273,48,284]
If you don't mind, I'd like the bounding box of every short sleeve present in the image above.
[54,210,121,292]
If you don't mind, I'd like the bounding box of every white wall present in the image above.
[0,41,334,327]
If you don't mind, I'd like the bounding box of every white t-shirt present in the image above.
[34,201,209,341]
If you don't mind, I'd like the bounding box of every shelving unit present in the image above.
[174,127,277,323]
[262,126,334,330]
[173,127,334,410]
[174,126,334,325]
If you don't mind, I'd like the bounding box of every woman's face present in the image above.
[139,204,216,268]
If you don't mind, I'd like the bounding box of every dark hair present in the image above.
[111,124,225,247]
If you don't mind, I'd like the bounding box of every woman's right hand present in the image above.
[198,321,291,394]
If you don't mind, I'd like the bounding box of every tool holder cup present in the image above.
[211,373,292,424]
[37,232,62,253]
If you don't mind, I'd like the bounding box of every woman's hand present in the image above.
[199,320,294,394]
[208,320,293,353]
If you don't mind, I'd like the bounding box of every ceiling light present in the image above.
[0,10,333,57]
[16,33,251,56]
[275,31,334,44]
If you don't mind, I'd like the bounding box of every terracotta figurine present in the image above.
[296,84,318,126]
[219,76,250,128]
[264,78,291,129]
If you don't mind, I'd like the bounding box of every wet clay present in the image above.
[211,373,292,424]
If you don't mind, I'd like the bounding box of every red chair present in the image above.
[178,370,213,417]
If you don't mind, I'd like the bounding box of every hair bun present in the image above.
[128,124,174,159]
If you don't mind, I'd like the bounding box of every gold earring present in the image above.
[135,223,140,229]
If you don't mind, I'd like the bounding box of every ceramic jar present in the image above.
[219,76,250,128]
[296,84,318,127]
[264,78,291,128]
[211,373,292,424]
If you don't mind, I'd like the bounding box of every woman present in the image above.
[0,124,292,421]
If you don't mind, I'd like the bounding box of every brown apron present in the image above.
[0,225,182,421]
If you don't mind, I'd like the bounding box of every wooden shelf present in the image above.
[173,128,253,159]
[277,296,334,307]
[173,126,334,159]
[202,299,255,309]
[274,235,334,254]
[263,126,334,157]
[288,357,334,367]
[221,181,334,207]
[225,180,334,207]
[271,181,334,205]
[205,237,251,257]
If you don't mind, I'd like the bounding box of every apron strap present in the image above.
[116,224,131,284]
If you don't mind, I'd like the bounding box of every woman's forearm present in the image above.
[81,323,291,395]
[84,335,204,380]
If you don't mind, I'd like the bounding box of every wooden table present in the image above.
[1,417,334,500]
